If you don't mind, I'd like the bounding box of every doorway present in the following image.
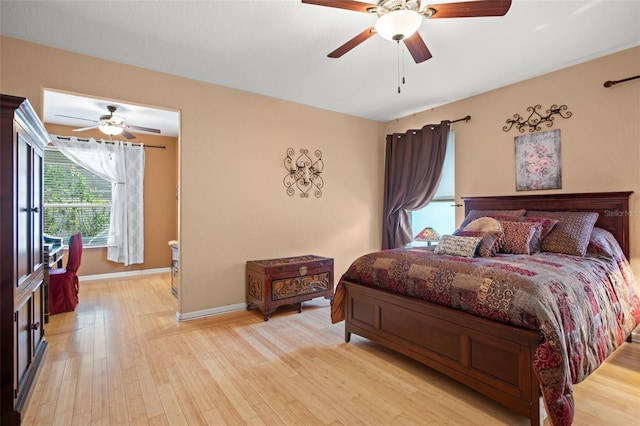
[42,89,181,300]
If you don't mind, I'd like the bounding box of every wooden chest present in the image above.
[246,255,334,320]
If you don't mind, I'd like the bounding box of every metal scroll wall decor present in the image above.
[503,104,572,133]
[283,148,324,198]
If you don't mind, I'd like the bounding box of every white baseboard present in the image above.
[80,267,171,282]
[175,303,247,322]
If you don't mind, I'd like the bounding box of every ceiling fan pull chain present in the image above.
[397,40,401,93]
[402,42,406,86]
[395,41,408,93]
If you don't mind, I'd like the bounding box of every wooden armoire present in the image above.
[1,94,50,424]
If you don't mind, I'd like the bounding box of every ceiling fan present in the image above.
[302,0,512,63]
[56,105,162,139]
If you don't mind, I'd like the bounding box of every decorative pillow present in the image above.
[499,220,541,255]
[459,209,526,229]
[516,217,559,253]
[463,217,503,233]
[526,211,599,256]
[586,227,618,258]
[434,235,482,258]
[453,230,503,257]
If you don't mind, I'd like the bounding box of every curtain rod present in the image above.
[603,75,640,88]
[52,135,166,149]
[450,115,471,123]
[398,115,472,136]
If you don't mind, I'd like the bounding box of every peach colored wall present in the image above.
[381,47,640,275]
[5,35,637,316]
[0,36,383,316]
[43,123,178,276]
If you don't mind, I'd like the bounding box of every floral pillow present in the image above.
[434,235,483,258]
[499,220,541,255]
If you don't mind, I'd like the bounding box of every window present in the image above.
[410,132,455,238]
[43,147,111,246]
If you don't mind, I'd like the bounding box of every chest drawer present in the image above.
[246,255,333,320]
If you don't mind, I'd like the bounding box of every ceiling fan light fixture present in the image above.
[375,9,422,41]
[98,123,124,136]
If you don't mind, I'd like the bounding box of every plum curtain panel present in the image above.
[51,136,145,265]
[382,121,450,249]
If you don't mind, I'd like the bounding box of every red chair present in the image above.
[49,232,83,315]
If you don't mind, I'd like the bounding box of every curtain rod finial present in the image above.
[603,75,640,88]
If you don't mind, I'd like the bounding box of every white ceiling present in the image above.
[1,0,639,135]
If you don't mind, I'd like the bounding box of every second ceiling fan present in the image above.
[302,0,512,63]
[57,105,161,139]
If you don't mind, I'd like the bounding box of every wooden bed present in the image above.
[341,191,633,425]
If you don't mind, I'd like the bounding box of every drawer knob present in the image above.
[299,266,308,275]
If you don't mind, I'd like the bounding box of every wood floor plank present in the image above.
[156,383,188,426]
[53,363,78,425]
[71,355,93,419]
[121,357,149,425]
[90,357,109,425]
[106,352,130,424]
[133,355,165,419]
[163,361,207,425]
[71,412,92,426]
[37,359,66,405]
[31,400,56,426]
[22,273,640,425]
[171,351,218,413]
[147,413,169,426]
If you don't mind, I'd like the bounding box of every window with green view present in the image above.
[43,148,112,247]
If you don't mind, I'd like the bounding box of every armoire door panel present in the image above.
[17,132,31,286]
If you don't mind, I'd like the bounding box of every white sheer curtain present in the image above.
[51,135,145,266]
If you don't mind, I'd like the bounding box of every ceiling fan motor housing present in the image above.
[60,103,161,139]
[373,0,422,16]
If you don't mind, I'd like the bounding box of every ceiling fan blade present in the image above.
[56,114,99,123]
[72,125,99,132]
[403,32,432,63]
[127,124,162,134]
[122,130,136,139]
[425,0,512,18]
[301,0,373,13]
[328,26,376,58]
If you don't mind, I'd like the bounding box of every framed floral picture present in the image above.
[514,129,561,191]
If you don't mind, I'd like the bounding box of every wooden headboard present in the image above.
[462,192,633,259]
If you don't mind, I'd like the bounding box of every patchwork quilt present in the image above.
[331,231,640,426]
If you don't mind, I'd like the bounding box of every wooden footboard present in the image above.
[343,280,543,425]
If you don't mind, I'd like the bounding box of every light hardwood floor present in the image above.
[23,273,639,425]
